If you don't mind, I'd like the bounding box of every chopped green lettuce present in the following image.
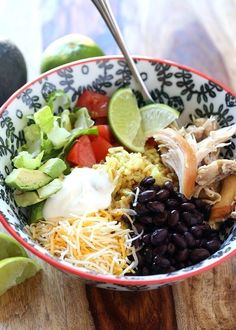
[13,151,44,170]
[47,122,71,149]
[23,124,41,155]
[60,109,72,131]
[74,107,94,129]
[34,106,54,133]
[47,90,71,111]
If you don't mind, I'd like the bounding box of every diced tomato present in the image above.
[76,90,109,119]
[90,125,112,144]
[91,136,112,163]
[66,135,96,167]
[97,125,112,142]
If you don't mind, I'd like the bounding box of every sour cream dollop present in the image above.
[43,167,115,220]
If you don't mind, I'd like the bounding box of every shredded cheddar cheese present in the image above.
[26,211,138,276]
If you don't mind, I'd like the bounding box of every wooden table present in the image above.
[0,1,236,329]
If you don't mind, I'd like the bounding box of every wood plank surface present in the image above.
[0,0,236,329]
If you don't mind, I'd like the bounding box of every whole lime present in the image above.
[40,34,105,73]
[0,40,27,106]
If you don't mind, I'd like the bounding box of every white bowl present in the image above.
[0,56,235,291]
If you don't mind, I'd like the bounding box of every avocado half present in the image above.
[0,40,27,106]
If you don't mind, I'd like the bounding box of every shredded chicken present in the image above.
[196,159,236,186]
[194,183,221,205]
[210,175,236,223]
[196,124,236,164]
[185,116,219,142]
[154,128,197,198]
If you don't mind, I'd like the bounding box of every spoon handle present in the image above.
[91,0,153,102]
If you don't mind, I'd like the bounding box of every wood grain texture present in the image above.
[0,0,236,329]
[0,263,94,330]
[173,258,236,330]
[86,286,177,330]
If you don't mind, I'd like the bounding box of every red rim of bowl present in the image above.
[0,55,236,286]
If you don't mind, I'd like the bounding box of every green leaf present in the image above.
[23,124,41,155]
[47,122,71,149]
[74,107,94,129]
[13,151,44,170]
[47,90,71,111]
[34,106,54,134]
[60,109,72,131]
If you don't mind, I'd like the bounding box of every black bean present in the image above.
[199,238,207,248]
[175,249,189,262]
[168,209,179,227]
[166,199,179,209]
[139,215,153,225]
[190,226,203,238]
[153,245,167,256]
[204,204,211,218]
[182,212,193,227]
[142,267,150,276]
[134,223,144,234]
[147,201,165,213]
[168,266,176,272]
[167,243,176,256]
[153,211,168,226]
[176,262,185,269]
[180,202,196,211]
[175,223,188,234]
[189,216,198,226]
[171,233,187,249]
[133,237,142,249]
[156,189,170,201]
[136,251,144,266]
[143,247,153,264]
[142,233,151,244]
[151,229,168,246]
[209,229,219,239]
[169,257,176,266]
[133,203,148,215]
[190,248,210,262]
[163,181,174,191]
[199,223,212,237]
[192,210,204,224]
[184,232,196,248]
[140,176,155,188]
[138,190,156,202]
[195,239,201,247]
[158,257,171,269]
[193,198,206,209]
[174,192,188,203]
[152,255,161,272]
[205,239,221,252]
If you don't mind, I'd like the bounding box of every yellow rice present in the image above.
[94,146,175,208]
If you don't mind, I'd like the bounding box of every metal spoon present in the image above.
[91,0,154,103]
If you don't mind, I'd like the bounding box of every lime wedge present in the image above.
[0,257,41,296]
[108,88,144,152]
[0,233,28,260]
[140,103,179,138]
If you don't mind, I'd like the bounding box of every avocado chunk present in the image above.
[37,179,62,199]
[5,168,52,191]
[39,158,66,179]
[0,40,27,106]
[28,201,45,224]
[14,191,43,207]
